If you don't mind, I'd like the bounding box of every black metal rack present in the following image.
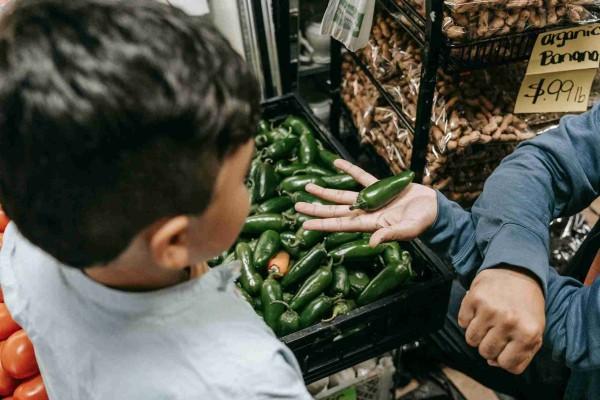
[329,0,599,182]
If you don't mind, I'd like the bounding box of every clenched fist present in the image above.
[459,267,545,374]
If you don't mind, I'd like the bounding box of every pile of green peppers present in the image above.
[210,115,414,337]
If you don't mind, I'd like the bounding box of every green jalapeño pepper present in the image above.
[253,162,279,203]
[329,239,386,263]
[289,263,333,311]
[261,276,285,331]
[261,136,299,161]
[295,227,326,249]
[255,134,269,148]
[281,243,327,288]
[236,242,263,296]
[299,132,318,164]
[266,126,293,142]
[295,164,334,176]
[299,295,335,328]
[255,196,293,214]
[324,299,356,321]
[242,214,291,235]
[329,265,350,297]
[237,287,255,308]
[282,115,312,136]
[324,232,363,251]
[357,255,413,306]
[280,231,302,258]
[349,271,370,298]
[257,119,271,135]
[321,174,359,190]
[278,309,300,337]
[253,230,280,271]
[291,191,332,205]
[318,148,339,170]
[246,158,261,187]
[274,161,304,177]
[280,175,325,193]
[350,170,415,211]
[382,241,403,265]
[282,210,313,231]
[282,292,294,304]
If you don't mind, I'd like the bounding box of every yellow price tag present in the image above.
[514,69,596,114]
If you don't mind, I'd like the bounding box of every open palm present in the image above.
[295,159,439,247]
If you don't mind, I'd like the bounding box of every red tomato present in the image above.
[0,304,20,341]
[13,375,47,400]
[0,211,9,233]
[0,342,18,396]
[2,330,38,380]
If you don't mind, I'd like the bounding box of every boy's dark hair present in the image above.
[0,0,259,268]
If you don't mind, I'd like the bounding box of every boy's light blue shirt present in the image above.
[0,223,312,400]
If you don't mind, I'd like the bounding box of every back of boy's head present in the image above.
[0,0,260,268]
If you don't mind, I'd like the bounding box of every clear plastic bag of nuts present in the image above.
[394,0,600,41]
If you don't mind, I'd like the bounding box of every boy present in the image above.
[0,0,311,398]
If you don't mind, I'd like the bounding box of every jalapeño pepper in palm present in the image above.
[242,214,291,235]
[289,263,333,311]
[236,242,263,296]
[279,309,300,336]
[253,230,280,271]
[281,243,327,288]
[299,295,335,328]
[280,175,325,193]
[357,252,413,306]
[329,239,386,263]
[329,265,350,297]
[349,271,370,298]
[299,132,319,164]
[261,136,299,161]
[255,196,293,214]
[254,162,279,202]
[324,232,363,251]
[350,171,415,211]
[261,276,285,331]
[282,115,312,136]
[321,174,359,190]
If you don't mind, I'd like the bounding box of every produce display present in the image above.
[342,12,600,205]
[393,0,600,41]
[210,115,415,337]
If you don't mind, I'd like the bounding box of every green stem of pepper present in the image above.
[322,299,356,322]
[350,171,415,211]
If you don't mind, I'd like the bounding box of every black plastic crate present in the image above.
[261,93,454,384]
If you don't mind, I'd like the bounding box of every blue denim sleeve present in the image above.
[421,191,482,286]
[471,104,600,295]
[545,267,600,370]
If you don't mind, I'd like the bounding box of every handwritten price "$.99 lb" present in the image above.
[523,77,588,105]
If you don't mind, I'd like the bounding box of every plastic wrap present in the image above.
[395,0,600,41]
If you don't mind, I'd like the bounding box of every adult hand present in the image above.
[458,267,545,374]
[295,159,437,246]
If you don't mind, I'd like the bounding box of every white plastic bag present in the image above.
[320,0,375,51]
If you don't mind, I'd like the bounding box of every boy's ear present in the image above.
[149,216,191,270]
